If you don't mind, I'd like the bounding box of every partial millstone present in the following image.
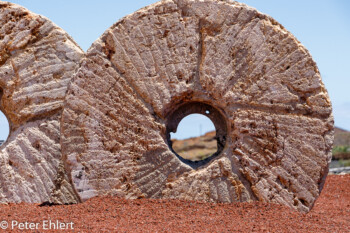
[0,2,83,204]
[61,0,333,212]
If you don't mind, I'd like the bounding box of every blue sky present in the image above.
[0,0,349,140]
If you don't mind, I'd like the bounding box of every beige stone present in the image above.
[0,2,83,203]
[61,0,333,212]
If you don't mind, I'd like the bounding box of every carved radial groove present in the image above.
[61,0,333,212]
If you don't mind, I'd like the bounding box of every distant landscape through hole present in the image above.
[170,114,217,162]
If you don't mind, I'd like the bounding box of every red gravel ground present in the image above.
[0,174,349,232]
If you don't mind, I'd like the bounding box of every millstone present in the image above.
[62,0,333,212]
[0,2,83,203]
[0,0,333,213]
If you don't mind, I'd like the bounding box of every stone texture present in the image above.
[61,0,333,212]
[0,2,83,203]
[0,0,333,212]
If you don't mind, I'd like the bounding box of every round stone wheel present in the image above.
[62,0,333,212]
[0,2,83,203]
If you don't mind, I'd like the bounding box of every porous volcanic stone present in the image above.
[61,0,333,212]
[0,2,83,203]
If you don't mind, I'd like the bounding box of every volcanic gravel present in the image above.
[0,174,349,232]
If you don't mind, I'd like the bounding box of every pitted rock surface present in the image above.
[0,2,83,203]
[62,0,333,212]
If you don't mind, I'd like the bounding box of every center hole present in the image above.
[0,110,9,147]
[170,113,217,162]
[0,87,9,147]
